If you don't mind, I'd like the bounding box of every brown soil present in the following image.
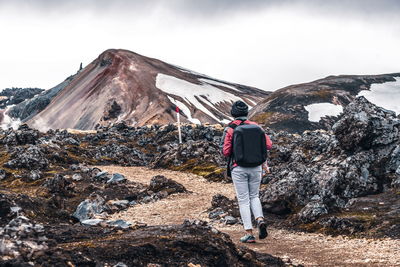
[99,166,400,267]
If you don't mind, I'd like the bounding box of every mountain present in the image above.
[249,73,400,133]
[19,49,269,131]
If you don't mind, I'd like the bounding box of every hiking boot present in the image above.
[240,234,256,243]
[257,219,268,239]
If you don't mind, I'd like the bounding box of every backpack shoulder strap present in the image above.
[228,119,246,130]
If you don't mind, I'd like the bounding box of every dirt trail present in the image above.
[100,166,400,267]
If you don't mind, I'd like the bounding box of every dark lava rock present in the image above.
[107,173,127,184]
[0,87,43,109]
[72,173,83,181]
[94,143,146,166]
[297,202,328,223]
[318,216,365,235]
[260,97,400,232]
[333,96,400,151]
[4,145,49,170]
[208,194,240,223]
[148,175,187,195]
[0,216,48,260]
[42,174,74,196]
[93,170,111,182]
[0,194,16,226]
[3,221,285,267]
[105,219,132,229]
[0,124,40,145]
[0,169,7,181]
[224,215,238,225]
[72,194,108,222]
[28,170,42,181]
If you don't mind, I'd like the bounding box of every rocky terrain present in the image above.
[0,87,44,129]
[0,87,43,110]
[250,73,400,133]
[1,96,399,265]
[1,49,269,131]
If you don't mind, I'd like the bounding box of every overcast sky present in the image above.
[0,0,399,91]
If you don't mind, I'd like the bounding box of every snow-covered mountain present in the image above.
[5,49,269,130]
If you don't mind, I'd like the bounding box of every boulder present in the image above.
[43,174,74,196]
[208,194,240,223]
[297,202,328,223]
[148,175,187,195]
[333,97,400,151]
[72,194,108,222]
[107,173,126,184]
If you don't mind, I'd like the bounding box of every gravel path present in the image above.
[99,166,400,266]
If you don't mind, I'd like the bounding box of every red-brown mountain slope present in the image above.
[27,49,269,130]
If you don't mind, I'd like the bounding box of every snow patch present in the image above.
[357,78,400,114]
[246,98,257,107]
[167,96,201,124]
[198,78,239,91]
[156,74,244,122]
[304,103,343,122]
[129,63,137,72]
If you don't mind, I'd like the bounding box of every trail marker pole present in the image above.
[176,106,182,144]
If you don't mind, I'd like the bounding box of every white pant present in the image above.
[232,165,264,230]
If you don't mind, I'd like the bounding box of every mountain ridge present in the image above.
[24,49,269,131]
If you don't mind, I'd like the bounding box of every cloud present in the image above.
[0,0,399,91]
[1,0,400,17]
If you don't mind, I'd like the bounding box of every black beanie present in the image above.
[231,100,249,118]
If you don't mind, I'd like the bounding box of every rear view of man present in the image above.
[221,100,272,243]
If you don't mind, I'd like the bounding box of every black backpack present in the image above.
[229,120,267,167]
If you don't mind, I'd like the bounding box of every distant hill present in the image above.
[249,73,400,133]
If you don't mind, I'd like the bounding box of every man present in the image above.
[221,100,272,243]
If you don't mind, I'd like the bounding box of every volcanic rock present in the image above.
[297,202,328,223]
[4,145,49,170]
[148,175,187,194]
[0,87,43,109]
[0,169,6,181]
[0,216,48,260]
[260,97,400,229]
[43,174,74,196]
[72,194,108,222]
[0,124,40,145]
[107,173,127,184]
[208,194,240,223]
[333,96,400,151]
[1,222,285,266]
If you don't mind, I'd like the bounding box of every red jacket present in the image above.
[222,119,272,160]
